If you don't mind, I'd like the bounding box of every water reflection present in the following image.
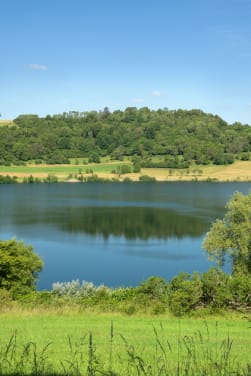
[8,206,209,240]
[57,206,209,239]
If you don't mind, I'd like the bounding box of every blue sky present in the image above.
[1,0,251,124]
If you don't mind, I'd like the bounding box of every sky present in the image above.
[1,0,251,124]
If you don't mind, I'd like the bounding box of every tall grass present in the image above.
[0,322,250,375]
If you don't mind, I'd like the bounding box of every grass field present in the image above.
[0,160,251,182]
[0,119,13,126]
[0,312,250,375]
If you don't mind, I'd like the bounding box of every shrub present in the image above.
[0,175,18,184]
[201,268,231,309]
[137,276,168,301]
[168,272,203,316]
[123,177,132,182]
[88,153,100,163]
[120,164,132,174]
[124,305,137,315]
[0,239,43,297]
[0,288,13,307]
[139,175,156,182]
[228,272,251,309]
[43,174,58,183]
[111,287,136,302]
[52,279,111,299]
[133,162,141,173]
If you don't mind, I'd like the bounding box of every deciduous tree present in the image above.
[203,191,251,274]
[0,239,43,295]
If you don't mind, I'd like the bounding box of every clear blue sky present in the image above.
[1,0,251,124]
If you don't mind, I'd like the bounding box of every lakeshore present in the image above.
[0,160,251,183]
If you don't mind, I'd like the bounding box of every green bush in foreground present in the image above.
[0,239,43,297]
[13,269,249,316]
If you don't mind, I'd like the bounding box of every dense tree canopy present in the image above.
[203,191,251,274]
[0,239,43,295]
[0,108,250,167]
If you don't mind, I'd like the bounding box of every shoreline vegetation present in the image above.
[1,160,251,183]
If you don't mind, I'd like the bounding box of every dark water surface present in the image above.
[1,182,250,289]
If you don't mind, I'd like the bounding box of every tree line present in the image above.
[0,107,251,167]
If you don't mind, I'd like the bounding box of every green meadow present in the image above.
[0,311,250,375]
[0,161,128,178]
[1,160,251,182]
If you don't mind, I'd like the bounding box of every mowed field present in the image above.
[0,311,250,374]
[0,160,251,182]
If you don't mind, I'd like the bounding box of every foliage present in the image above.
[137,276,168,301]
[0,108,250,166]
[0,175,18,184]
[19,270,248,315]
[0,288,14,307]
[111,164,132,175]
[203,191,251,274]
[139,175,156,182]
[52,279,111,298]
[43,174,59,183]
[168,272,203,315]
[200,268,232,309]
[228,272,251,309]
[0,239,43,296]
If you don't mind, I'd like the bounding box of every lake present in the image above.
[0,182,250,290]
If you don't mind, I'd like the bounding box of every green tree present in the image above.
[203,191,251,274]
[0,239,43,295]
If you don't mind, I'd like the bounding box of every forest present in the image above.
[1,107,251,167]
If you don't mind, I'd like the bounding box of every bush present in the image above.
[123,177,132,182]
[52,279,111,299]
[139,175,156,182]
[0,288,13,307]
[229,272,251,309]
[133,162,141,173]
[0,175,18,184]
[120,164,132,174]
[111,287,136,302]
[88,153,100,163]
[113,165,132,175]
[0,239,43,297]
[123,304,137,315]
[43,174,58,183]
[201,268,231,309]
[137,276,168,301]
[168,272,203,316]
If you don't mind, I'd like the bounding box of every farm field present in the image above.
[0,119,13,126]
[0,160,251,182]
[0,311,250,375]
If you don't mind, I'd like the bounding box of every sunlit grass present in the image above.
[0,312,250,375]
[0,120,13,126]
[0,160,251,182]
[0,162,129,181]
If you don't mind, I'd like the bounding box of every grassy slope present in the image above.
[0,160,251,182]
[0,312,250,372]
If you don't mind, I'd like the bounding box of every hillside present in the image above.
[0,108,250,168]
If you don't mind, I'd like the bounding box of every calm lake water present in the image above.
[0,182,250,290]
